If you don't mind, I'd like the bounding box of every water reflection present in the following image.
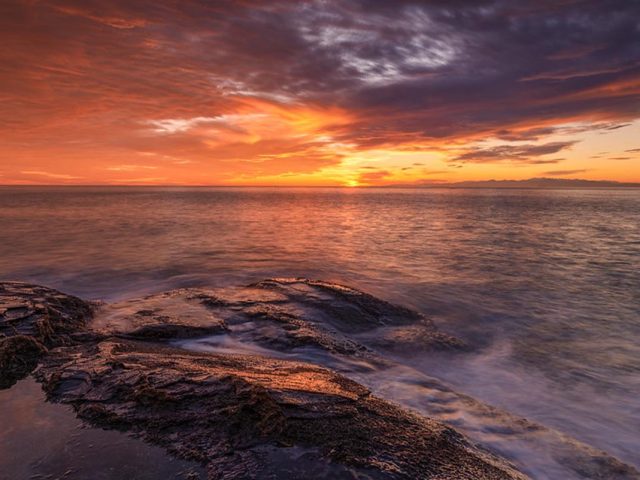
[0,378,205,480]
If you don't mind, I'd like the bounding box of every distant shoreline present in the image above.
[2,184,640,190]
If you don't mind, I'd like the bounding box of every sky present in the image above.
[1,0,639,186]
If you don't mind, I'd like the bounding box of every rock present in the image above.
[0,335,47,389]
[0,282,93,388]
[88,278,462,356]
[249,278,465,351]
[38,338,526,480]
[0,278,526,478]
[90,289,227,339]
[0,282,92,341]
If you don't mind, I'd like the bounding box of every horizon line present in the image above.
[2,183,640,190]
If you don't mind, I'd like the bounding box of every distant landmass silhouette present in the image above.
[396,178,640,188]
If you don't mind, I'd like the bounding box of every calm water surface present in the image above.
[1,186,639,476]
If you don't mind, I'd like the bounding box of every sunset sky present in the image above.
[1,0,639,186]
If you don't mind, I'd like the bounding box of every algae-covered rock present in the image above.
[0,282,92,388]
[38,338,525,480]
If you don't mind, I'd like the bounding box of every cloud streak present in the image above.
[452,142,576,164]
[20,170,81,179]
[543,169,589,176]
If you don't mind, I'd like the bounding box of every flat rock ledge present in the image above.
[2,279,525,479]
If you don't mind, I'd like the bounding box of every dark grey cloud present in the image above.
[2,0,640,156]
[452,141,575,164]
[494,127,558,141]
[322,0,640,144]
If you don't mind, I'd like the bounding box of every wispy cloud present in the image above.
[20,170,81,179]
[106,164,158,172]
[118,177,167,183]
[542,169,589,176]
[452,142,576,164]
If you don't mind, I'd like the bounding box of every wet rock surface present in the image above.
[5,278,631,479]
[0,282,92,388]
[88,278,462,356]
[38,339,524,480]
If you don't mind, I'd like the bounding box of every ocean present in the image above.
[1,186,639,478]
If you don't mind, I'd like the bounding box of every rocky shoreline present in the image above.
[1,279,638,479]
[1,279,527,479]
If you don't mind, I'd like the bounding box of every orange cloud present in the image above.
[356,170,392,186]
